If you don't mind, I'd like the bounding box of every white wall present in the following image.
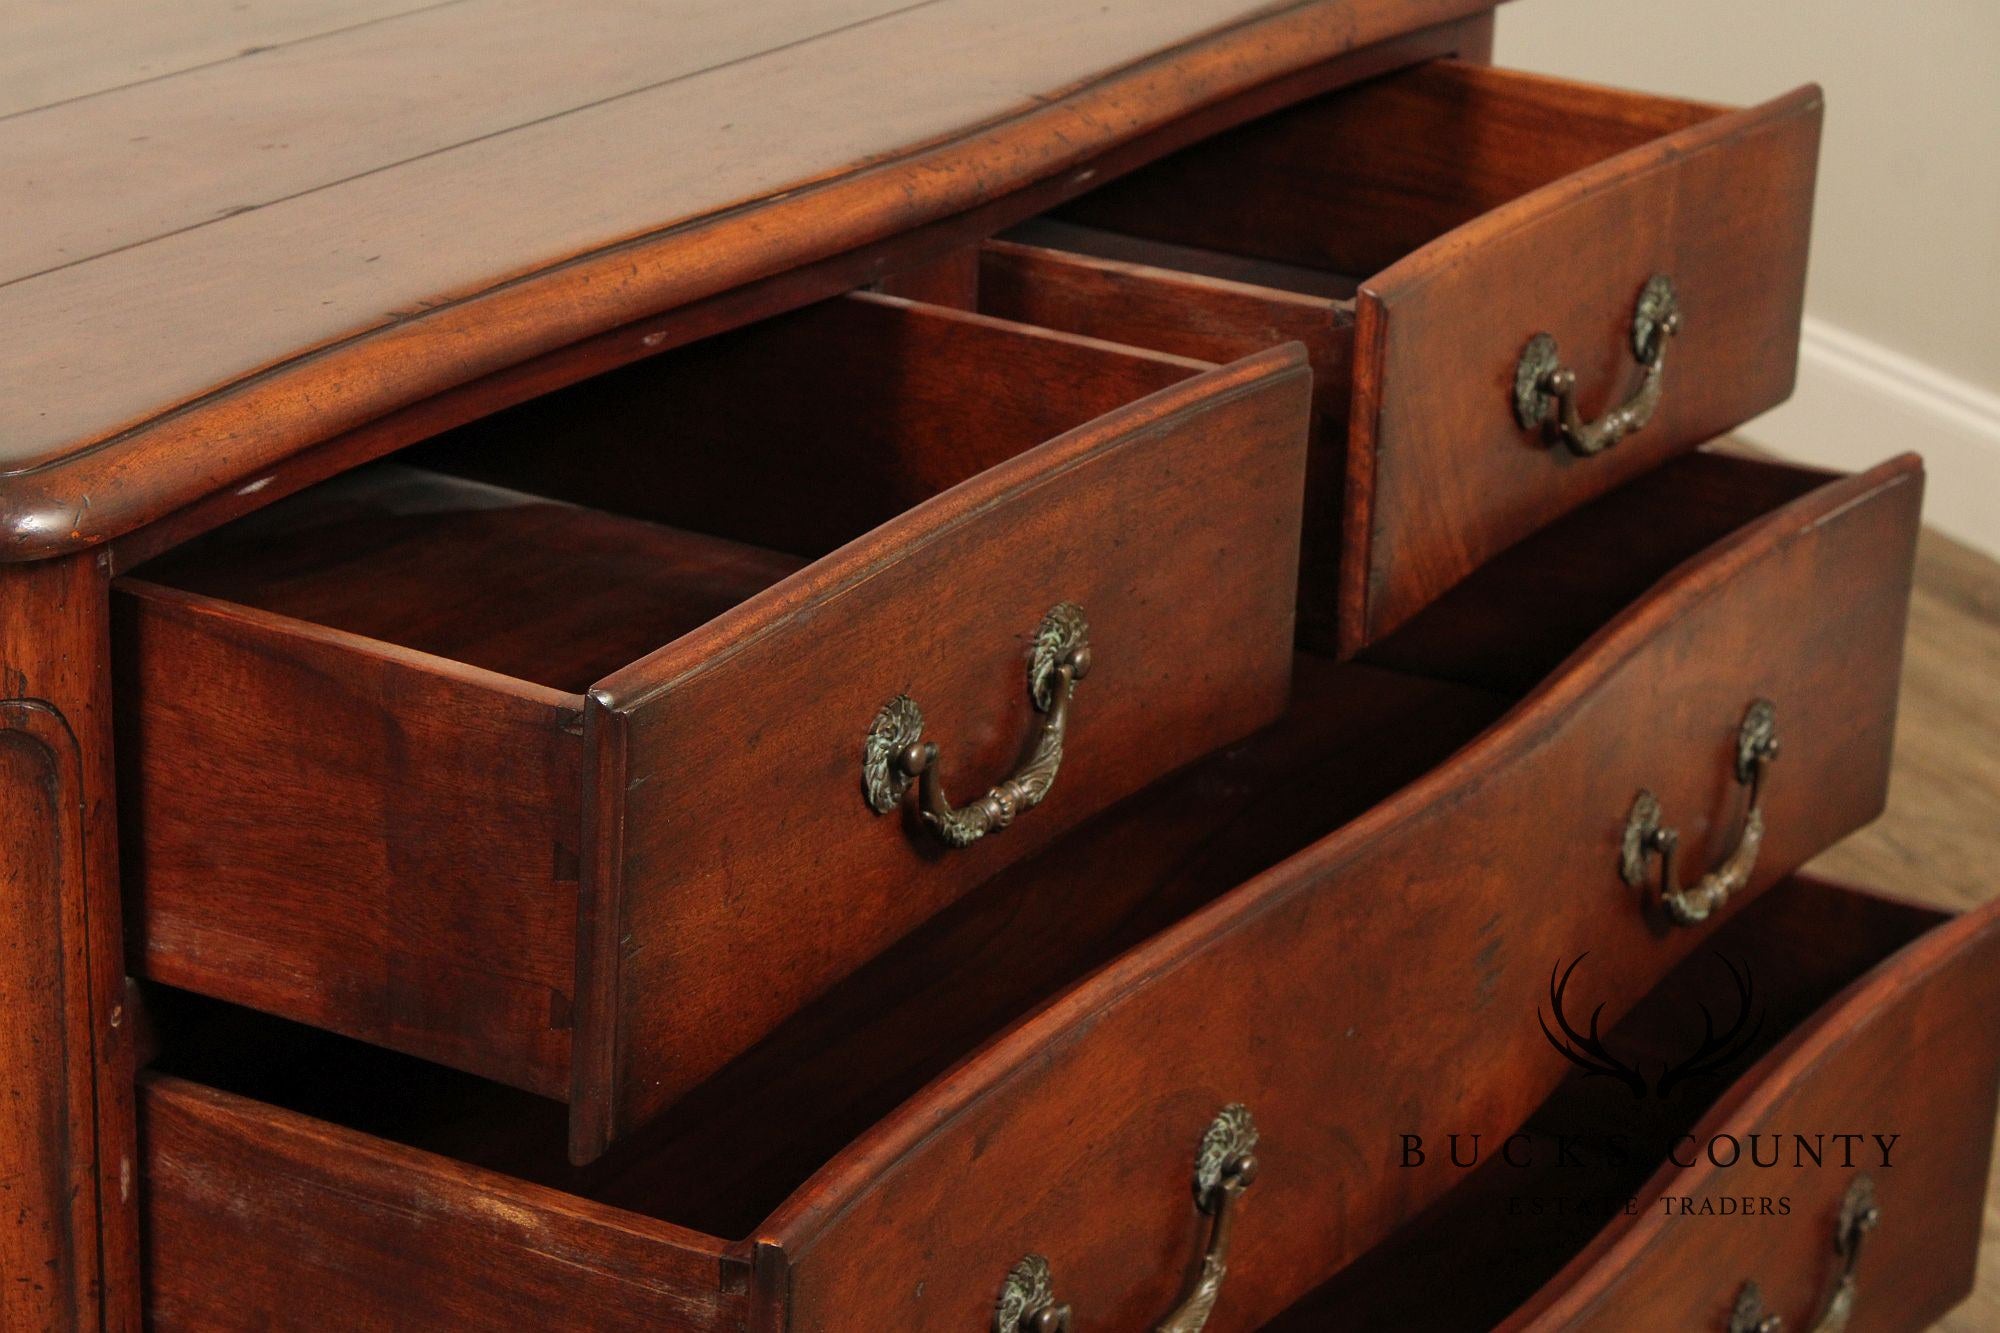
[1495,0,2000,555]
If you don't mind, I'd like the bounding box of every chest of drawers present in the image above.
[1,3,1985,1330]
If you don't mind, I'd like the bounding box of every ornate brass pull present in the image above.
[864,604,1089,848]
[993,1105,1260,1333]
[1729,1176,1880,1333]
[1621,700,1779,927]
[1514,275,1681,457]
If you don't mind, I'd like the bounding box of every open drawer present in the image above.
[113,291,1312,1159]
[1267,875,2000,1331]
[982,59,1823,654]
[135,451,1921,1329]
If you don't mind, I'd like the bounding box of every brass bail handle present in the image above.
[993,1105,1260,1333]
[1729,1175,1880,1333]
[1622,699,1780,927]
[863,603,1090,849]
[1515,275,1682,457]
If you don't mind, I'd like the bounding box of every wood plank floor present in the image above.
[1802,529,2000,1332]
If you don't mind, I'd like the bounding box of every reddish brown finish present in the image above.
[114,294,1313,1157]
[872,245,983,309]
[127,467,808,692]
[980,227,1358,634]
[1349,70,1823,652]
[576,333,1312,1157]
[0,0,1499,561]
[405,293,1216,560]
[1516,882,2000,1331]
[139,1076,745,1332]
[130,657,1502,1330]
[3,9,1884,1329]
[0,556,140,1332]
[125,455,1926,1330]
[99,13,1491,578]
[114,582,585,1097]
[1060,60,1716,279]
[762,457,1920,1330]
[1,704,101,1331]
[1262,876,2000,1329]
[1361,450,1837,693]
[1051,60,1824,653]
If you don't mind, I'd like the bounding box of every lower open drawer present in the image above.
[140,873,1995,1331]
[1267,875,2000,1332]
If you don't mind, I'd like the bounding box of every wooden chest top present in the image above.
[0,0,1496,558]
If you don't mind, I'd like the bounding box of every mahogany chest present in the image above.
[1,2,1984,1329]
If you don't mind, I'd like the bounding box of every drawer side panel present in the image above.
[116,584,583,1097]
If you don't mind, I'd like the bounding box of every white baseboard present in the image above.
[1738,318,2000,559]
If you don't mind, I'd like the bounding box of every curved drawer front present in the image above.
[579,341,1313,1156]
[116,293,1313,1160]
[1347,69,1822,650]
[139,1076,746,1333]
[1518,887,2000,1332]
[1039,60,1822,654]
[762,458,1920,1330]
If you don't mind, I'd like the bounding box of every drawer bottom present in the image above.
[1268,874,2000,1332]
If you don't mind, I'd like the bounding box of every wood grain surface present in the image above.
[128,659,1502,1329]
[1280,519,2000,1332]
[114,578,586,1097]
[1806,529,2000,1333]
[0,557,140,1331]
[576,334,1311,1157]
[112,293,1313,1158]
[0,0,1499,557]
[1517,882,2000,1331]
[762,460,1919,1330]
[1057,58,1821,654]
[0,0,438,117]
[121,454,1952,1329]
[1263,877,2000,1330]
[140,1075,745,1332]
[980,225,1358,640]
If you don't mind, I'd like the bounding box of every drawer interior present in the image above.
[1010,59,1716,322]
[127,292,1210,693]
[1360,450,1834,695]
[1262,876,1948,1330]
[138,450,1865,1246]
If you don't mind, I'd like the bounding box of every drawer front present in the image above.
[1348,65,1822,649]
[758,458,1920,1330]
[139,1076,742,1332]
[576,346,1312,1157]
[1519,888,2000,1332]
[1055,60,1823,655]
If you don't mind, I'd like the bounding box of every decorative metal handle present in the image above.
[1621,699,1779,927]
[1729,1176,1879,1333]
[1514,275,1681,457]
[864,604,1089,849]
[993,1105,1260,1333]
